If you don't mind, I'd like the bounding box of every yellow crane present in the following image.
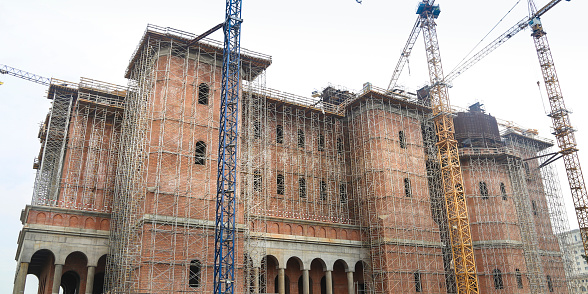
[526,0,588,257]
[390,2,480,293]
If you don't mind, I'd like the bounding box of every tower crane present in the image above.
[410,2,481,293]
[525,0,588,258]
[214,1,242,293]
[0,64,51,86]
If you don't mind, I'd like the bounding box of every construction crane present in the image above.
[214,0,242,293]
[0,64,51,86]
[416,2,480,293]
[525,0,588,258]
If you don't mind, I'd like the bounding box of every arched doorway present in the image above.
[60,270,80,294]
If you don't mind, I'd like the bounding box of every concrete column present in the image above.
[325,270,333,294]
[253,267,260,294]
[302,269,310,294]
[52,264,63,294]
[278,268,285,294]
[85,266,95,294]
[346,271,355,294]
[12,262,29,294]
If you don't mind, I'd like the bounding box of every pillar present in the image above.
[253,267,260,294]
[52,264,63,294]
[12,262,29,294]
[325,270,333,294]
[347,271,355,294]
[278,268,285,294]
[85,266,95,294]
[303,269,310,294]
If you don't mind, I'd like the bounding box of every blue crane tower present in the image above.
[214,0,242,293]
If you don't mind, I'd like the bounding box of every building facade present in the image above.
[12,25,571,294]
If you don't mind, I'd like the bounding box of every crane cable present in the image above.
[450,0,522,74]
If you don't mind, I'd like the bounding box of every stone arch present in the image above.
[100,219,109,230]
[354,260,367,293]
[60,270,80,294]
[262,255,280,294]
[283,224,292,235]
[286,256,304,294]
[36,212,46,224]
[27,249,56,278]
[69,216,79,227]
[328,228,336,238]
[333,259,349,294]
[92,254,108,294]
[294,225,303,235]
[318,227,326,238]
[84,217,96,229]
[53,214,63,226]
[308,226,315,237]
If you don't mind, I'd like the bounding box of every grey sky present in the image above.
[1,1,586,292]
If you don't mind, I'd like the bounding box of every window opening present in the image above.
[493,269,503,289]
[189,260,201,287]
[276,125,284,144]
[320,180,327,201]
[414,272,422,292]
[277,174,284,195]
[299,177,306,198]
[318,134,325,151]
[340,183,347,203]
[479,181,489,199]
[399,130,407,149]
[404,178,412,197]
[253,171,262,192]
[198,83,209,105]
[500,182,507,200]
[195,141,206,165]
[298,129,305,148]
[516,269,523,289]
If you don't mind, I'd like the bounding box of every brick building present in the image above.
[12,25,571,294]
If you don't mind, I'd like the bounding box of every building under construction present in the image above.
[11,25,576,294]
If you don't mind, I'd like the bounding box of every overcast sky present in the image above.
[1,0,586,292]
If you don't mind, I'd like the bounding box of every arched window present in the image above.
[189,259,201,287]
[414,271,422,292]
[337,138,343,154]
[532,200,538,216]
[195,141,206,165]
[404,178,412,197]
[515,269,523,289]
[500,182,507,200]
[318,134,325,151]
[299,177,306,198]
[277,174,284,195]
[399,130,407,149]
[320,180,327,201]
[298,129,305,148]
[479,181,489,199]
[493,269,504,289]
[276,125,284,144]
[340,182,348,203]
[547,275,554,292]
[198,83,209,105]
[253,171,262,192]
[581,286,586,292]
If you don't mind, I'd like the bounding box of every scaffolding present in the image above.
[346,86,449,293]
[104,25,271,293]
[24,23,576,294]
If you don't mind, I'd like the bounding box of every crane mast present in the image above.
[214,0,242,293]
[418,2,480,293]
[528,9,588,256]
